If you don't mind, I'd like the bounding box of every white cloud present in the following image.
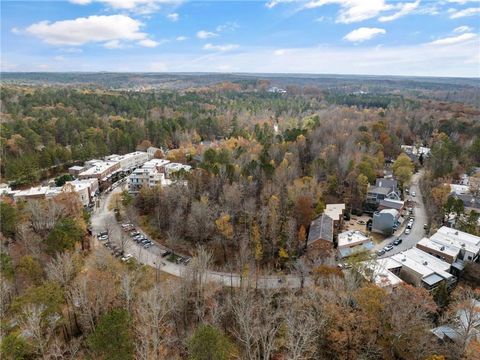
[137,39,160,47]
[11,27,21,34]
[303,0,392,24]
[25,15,150,46]
[454,25,473,33]
[449,7,480,18]
[196,30,217,39]
[216,22,239,32]
[176,36,188,41]
[447,0,480,4]
[203,43,239,52]
[167,13,179,21]
[68,0,183,14]
[378,0,420,22]
[53,55,65,61]
[344,27,386,42]
[265,0,297,9]
[104,40,124,49]
[428,32,477,46]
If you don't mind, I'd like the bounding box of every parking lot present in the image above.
[96,221,191,266]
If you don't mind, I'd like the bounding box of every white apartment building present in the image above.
[62,178,99,206]
[104,151,148,171]
[127,159,190,194]
[78,161,121,180]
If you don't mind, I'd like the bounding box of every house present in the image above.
[104,151,148,172]
[453,193,480,210]
[147,146,162,159]
[378,199,405,212]
[375,178,399,196]
[324,203,345,229]
[307,214,334,254]
[431,300,480,345]
[365,185,401,212]
[401,145,431,158]
[390,248,456,290]
[78,161,121,181]
[337,231,374,258]
[372,209,400,235]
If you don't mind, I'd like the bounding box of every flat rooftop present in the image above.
[324,203,345,221]
[79,161,119,176]
[430,227,480,255]
[338,230,370,248]
[417,237,460,258]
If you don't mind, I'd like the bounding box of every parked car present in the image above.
[423,224,428,230]
[377,249,386,256]
[98,235,108,241]
[393,238,403,246]
[162,251,172,258]
[411,191,416,197]
[143,243,152,249]
[384,245,394,252]
[121,254,133,262]
[130,231,140,237]
[405,228,411,235]
[182,258,191,265]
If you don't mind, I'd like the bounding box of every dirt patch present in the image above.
[343,214,386,244]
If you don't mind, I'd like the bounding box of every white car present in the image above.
[411,191,416,197]
[121,254,133,262]
[405,228,411,235]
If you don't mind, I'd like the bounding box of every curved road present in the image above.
[375,170,428,257]
[90,170,426,288]
[90,185,310,289]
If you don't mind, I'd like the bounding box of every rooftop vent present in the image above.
[455,231,459,235]
[423,261,428,266]
[440,246,445,251]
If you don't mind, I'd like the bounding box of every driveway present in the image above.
[375,170,428,258]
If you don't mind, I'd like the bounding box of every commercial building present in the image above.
[390,248,456,290]
[104,151,148,171]
[68,165,85,177]
[427,227,480,263]
[78,161,121,180]
[337,230,374,258]
[12,186,59,202]
[61,178,99,207]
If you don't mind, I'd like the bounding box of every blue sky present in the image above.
[1,0,479,76]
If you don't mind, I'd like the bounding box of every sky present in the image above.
[1,0,480,77]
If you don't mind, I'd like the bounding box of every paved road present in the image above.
[90,185,310,289]
[90,171,427,287]
[375,170,428,258]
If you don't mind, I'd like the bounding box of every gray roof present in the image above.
[379,199,404,210]
[368,186,391,196]
[422,273,444,286]
[307,214,334,245]
[454,194,480,209]
[375,178,398,190]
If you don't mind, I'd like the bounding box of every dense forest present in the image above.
[1,77,480,359]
